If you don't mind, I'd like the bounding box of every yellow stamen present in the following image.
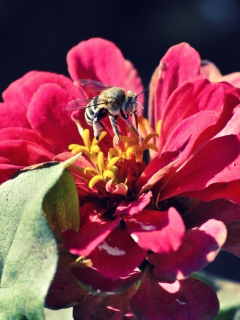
[97,152,105,175]
[142,143,159,153]
[107,157,120,170]
[68,129,106,164]
[89,175,105,188]
[156,120,162,135]
[82,129,91,149]
[103,170,115,180]
[84,167,100,176]
[138,115,154,136]
[142,132,159,145]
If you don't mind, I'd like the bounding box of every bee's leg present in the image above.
[109,115,120,141]
[120,109,139,136]
[93,118,104,141]
[125,117,139,136]
[92,108,109,141]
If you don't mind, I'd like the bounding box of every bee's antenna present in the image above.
[137,86,149,97]
[136,101,144,109]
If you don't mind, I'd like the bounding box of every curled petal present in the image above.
[106,179,128,196]
[114,191,152,216]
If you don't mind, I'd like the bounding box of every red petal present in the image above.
[147,219,227,281]
[130,267,219,320]
[0,128,55,153]
[2,71,38,105]
[160,135,240,201]
[73,284,137,320]
[148,43,201,129]
[183,180,240,204]
[184,198,240,228]
[223,221,240,257]
[124,207,185,254]
[136,150,179,192]
[67,38,129,87]
[114,191,152,216]
[0,102,30,129]
[159,79,240,152]
[72,266,142,294]
[27,83,81,151]
[124,59,144,107]
[0,140,54,182]
[63,216,121,257]
[215,106,240,137]
[17,71,80,107]
[89,228,146,280]
[45,263,87,309]
[162,110,220,168]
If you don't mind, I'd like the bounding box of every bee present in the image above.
[66,79,147,141]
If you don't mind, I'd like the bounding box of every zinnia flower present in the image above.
[2,38,240,319]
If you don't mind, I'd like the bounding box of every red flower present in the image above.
[2,38,240,319]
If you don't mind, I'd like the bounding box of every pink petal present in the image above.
[105,179,128,196]
[72,266,142,294]
[2,71,38,105]
[124,59,144,107]
[160,135,240,201]
[0,140,54,182]
[130,267,219,320]
[200,60,222,82]
[124,207,185,254]
[27,83,82,151]
[0,102,30,129]
[17,71,80,107]
[67,38,131,88]
[215,106,240,137]
[63,216,121,257]
[159,79,240,152]
[183,180,240,204]
[0,128,55,153]
[147,219,227,281]
[136,150,179,192]
[221,72,240,88]
[114,191,152,216]
[148,43,201,129]
[89,228,146,280]
[162,110,220,168]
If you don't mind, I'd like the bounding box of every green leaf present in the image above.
[214,278,240,320]
[43,169,79,242]
[0,159,79,320]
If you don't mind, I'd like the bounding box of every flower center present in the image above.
[68,116,159,202]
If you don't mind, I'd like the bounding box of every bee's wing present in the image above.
[65,98,92,111]
[65,98,108,111]
[75,79,111,97]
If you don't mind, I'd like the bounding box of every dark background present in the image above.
[1,0,240,281]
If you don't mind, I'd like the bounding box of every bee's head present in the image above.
[123,91,138,114]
